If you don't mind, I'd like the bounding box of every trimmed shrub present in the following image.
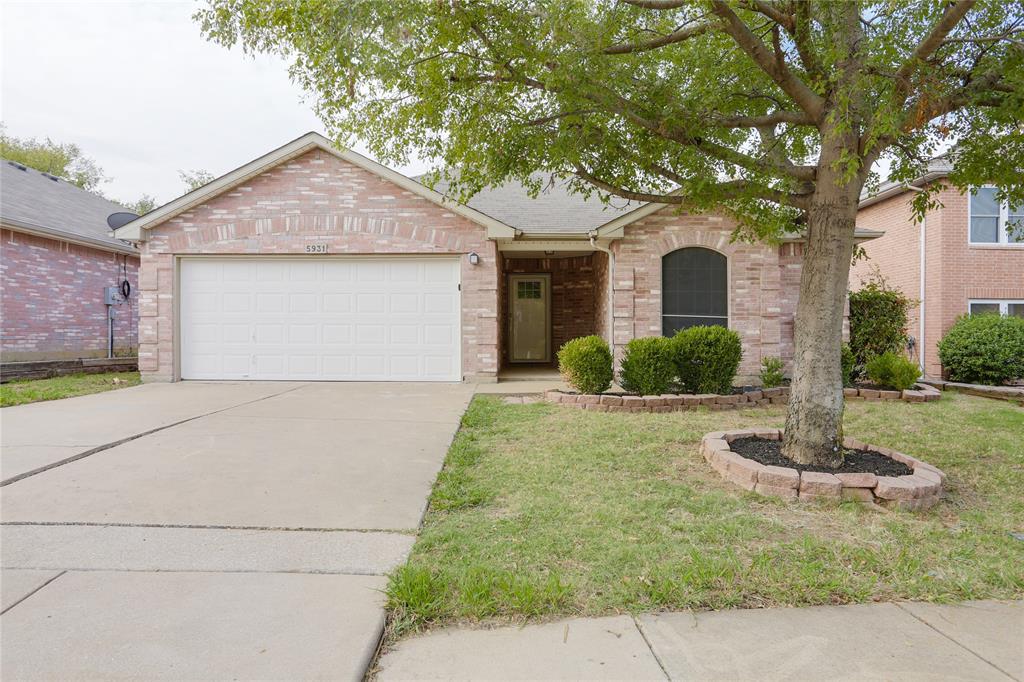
[864,351,922,391]
[672,326,743,394]
[620,336,676,395]
[759,356,785,389]
[849,279,913,367]
[938,314,1024,385]
[841,343,856,387]
[557,335,613,394]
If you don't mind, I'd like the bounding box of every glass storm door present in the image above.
[509,274,550,362]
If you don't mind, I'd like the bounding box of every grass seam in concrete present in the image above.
[0,521,417,534]
[0,570,67,615]
[0,384,305,487]
[893,602,1018,681]
[632,615,672,681]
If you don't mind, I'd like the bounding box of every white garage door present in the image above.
[180,258,461,381]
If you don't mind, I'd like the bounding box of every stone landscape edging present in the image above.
[699,428,946,510]
[545,382,940,413]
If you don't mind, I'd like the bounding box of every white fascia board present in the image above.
[496,237,615,252]
[114,132,518,241]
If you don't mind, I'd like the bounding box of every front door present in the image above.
[509,274,550,363]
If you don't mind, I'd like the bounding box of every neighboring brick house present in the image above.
[853,163,1024,378]
[113,132,878,384]
[1,160,139,362]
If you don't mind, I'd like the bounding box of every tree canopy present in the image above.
[198,0,1023,240]
[1,124,108,192]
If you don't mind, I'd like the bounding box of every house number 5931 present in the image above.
[305,244,328,254]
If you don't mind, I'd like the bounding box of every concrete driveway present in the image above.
[0,381,473,680]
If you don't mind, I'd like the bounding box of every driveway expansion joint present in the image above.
[632,615,672,681]
[0,383,305,487]
[1,521,418,534]
[893,602,1018,680]
[0,570,66,615]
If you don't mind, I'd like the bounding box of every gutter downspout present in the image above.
[589,233,615,347]
[906,186,926,374]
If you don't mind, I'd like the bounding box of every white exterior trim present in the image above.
[967,186,1024,247]
[3,219,138,255]
[113,132,518,242]
[968,299,1024,315]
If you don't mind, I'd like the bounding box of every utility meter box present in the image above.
[104,286,124,305]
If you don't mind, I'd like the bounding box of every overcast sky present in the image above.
[1,0,429,206]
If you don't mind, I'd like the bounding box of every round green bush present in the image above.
[671,326,743,394]
[557,335,613,394]
[619,336,676,395]
[849,280,912,367]
[938,314,1024,385]
[864,351,921,391]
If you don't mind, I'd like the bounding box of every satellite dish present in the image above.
[107,212,140,229]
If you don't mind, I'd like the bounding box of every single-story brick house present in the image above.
[1,159,139,362]
[114,132,878,384]
[854,160,1024,377]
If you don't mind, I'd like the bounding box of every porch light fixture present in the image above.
[468,252,480,265]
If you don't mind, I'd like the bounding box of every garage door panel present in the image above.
[180,258,461,381]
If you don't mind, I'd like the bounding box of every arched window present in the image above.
[662,247,728,336]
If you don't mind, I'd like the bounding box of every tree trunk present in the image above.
[781,183,860,467]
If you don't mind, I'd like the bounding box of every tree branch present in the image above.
[712,110,814,127]
[620,0,689,9]
[604,20,718,54]
[709,0,825,121]
[893,0,976,100]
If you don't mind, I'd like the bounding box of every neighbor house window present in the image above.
[969,187,1024,245]
[969,300,1024,317]
[662,247,727,336]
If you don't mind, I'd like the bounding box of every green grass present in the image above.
[386,392,1024,635]
[0,372,141,407]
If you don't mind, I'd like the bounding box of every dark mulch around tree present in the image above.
[729,436,913,476]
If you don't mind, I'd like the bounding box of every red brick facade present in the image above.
[136,149,499,381]
[500,254,600,364]
[1,228,139,361]
[134,147,807,384]
[853,184,1024,376]
[609,208,803,382]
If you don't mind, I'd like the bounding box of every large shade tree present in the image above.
[198,0,1023,466]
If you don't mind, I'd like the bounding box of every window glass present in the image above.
[1008,303,1024,318]
[969,302,1000,315]
[1008,202,1024,243]
[970,188,1000,243]
[662,247,728,336]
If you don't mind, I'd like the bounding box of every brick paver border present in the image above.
[699,428,946,510]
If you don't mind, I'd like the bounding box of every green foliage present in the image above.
[849,280,912,367]
[196,2,1024,243]
[1,123,107,192]
[759,356,785,389]
[864,352,921,391]
[178,169,216,192]
[938,314,1024,385]
[841,344,856,387]
[0,372,141,408]
[672,326,743,395]
[123,194,159,215]
[557,335,613,394]
[619,336,676,396]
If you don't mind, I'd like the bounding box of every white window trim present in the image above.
[968,299,1024,315]
[968,186,1024,246]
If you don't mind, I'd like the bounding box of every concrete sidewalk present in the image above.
[376,600,1023,681]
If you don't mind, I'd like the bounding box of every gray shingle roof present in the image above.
[0,159,137,252]
[426,173,641,234]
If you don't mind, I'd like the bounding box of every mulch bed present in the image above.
[729,436,913,476]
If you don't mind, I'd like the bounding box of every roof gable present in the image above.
[114,132,518,241]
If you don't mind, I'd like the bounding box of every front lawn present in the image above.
[0,372,141,407]
[387,393,1024,635]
